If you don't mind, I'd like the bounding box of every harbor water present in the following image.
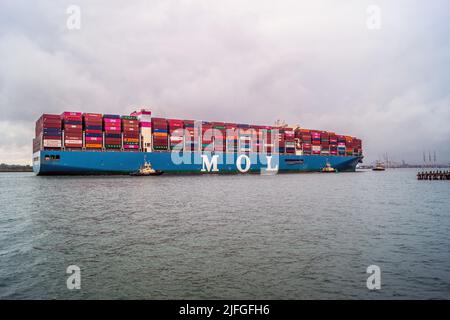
[0,169,449,299]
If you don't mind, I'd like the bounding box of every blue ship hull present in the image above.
[33,150,362,175]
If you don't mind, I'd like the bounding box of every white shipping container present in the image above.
[65,139,82,145]
[43,139,62,148]
[312,145,321,152]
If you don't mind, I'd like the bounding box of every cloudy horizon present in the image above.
[0,0,449,165]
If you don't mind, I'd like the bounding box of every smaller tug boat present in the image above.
[130,161,163,176]
[321,161,337,173]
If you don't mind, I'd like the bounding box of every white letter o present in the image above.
[236,154,251,173]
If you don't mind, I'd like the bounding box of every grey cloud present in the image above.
[0,0,449,164]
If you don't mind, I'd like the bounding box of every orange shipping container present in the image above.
[85,144,103,148]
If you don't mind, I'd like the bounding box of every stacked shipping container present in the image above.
[104,114,121,149]
[238,124,252,153]
[152,118,168,151]
[345,136,354,156]
[212,122,226,152]
[353,139,362,156]
[84,113,103,149]
[298,129,312,155]
[168,119,184,150]
[201,122,214,152]
[337,135,346,156]
[122,116,139,151]
[183,120,197,152]
[329,133,338,155]
[320,132,330,155]
[263,127,274,154]
[311,130,321,155]
[225,123,238,153]
[279,128,295,154]
[62,112,83,149]
[34,110,363,157]
[35,114,62,151]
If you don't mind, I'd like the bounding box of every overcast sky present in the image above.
[0,0,449,164]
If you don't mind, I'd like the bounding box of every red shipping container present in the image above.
[64,130,82,135]
[104,126,121,131]
[123,135,139,139]
[64,124,82,130]
[63,117,83,123]
[84,112,102,117]
[123,126,138,131]
[65,145,82,148]
[43,136,61,140]
[153,137,168,142]
[42,118,61,124]
[85,120,102,125]
[122,119,139,125]
[41,114,61,120]
[85,129,103,134]
[104,118,120,123]
[62,111,82,117]
[65,134,83,139]
[105,140,121,144]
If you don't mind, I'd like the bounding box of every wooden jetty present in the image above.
[417,171,450,180]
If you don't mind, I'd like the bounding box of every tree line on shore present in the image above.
[0,163,33,172]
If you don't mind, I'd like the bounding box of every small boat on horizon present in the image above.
[372,161,386,171]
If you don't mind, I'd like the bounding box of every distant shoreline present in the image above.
[0,164,33,172]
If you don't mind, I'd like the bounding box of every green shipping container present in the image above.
[121,115,138,120]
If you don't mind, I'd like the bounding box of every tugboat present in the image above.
[321,161,337,173]
[372,161,386,171]
[130,161,163,176]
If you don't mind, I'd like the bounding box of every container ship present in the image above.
[32,109,363,175]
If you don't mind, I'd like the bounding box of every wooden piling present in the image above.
[417,171,450,180]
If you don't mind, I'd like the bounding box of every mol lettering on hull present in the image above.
[200,154,279,173]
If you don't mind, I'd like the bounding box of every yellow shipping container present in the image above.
[153,132,168,137]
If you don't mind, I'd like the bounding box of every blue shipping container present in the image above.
[85,133,103,138]
[105,133,121,138]
[103,114,121,119]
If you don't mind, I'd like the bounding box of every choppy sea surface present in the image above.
[0,169,449,299]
